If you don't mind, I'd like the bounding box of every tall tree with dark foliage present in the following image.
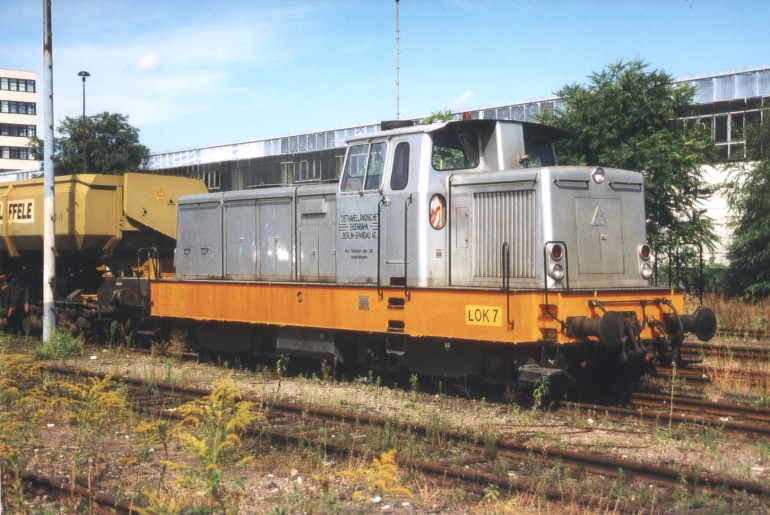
[540,60,718,272]
[725,108,770,297]
[30,112,149,175]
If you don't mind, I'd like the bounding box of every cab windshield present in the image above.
[340,141,387,192]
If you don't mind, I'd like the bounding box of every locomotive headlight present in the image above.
[546,242,566,281]
[638,243,651,261]
[548,243,564,261]
[591,167,605,184]
[638,244,653,279]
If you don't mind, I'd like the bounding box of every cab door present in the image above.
[381,139,414,287]
[336,140,387,284]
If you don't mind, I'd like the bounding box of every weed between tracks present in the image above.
[702,350,770,403]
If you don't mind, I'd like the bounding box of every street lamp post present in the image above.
[78,71,90,174]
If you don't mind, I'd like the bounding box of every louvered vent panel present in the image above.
[473,190,536,278]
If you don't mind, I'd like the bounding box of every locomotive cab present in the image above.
[335,119,566,289]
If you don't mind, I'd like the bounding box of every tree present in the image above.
[724,109,770,297]
[540,60,718,268]
[30,112,149,175]
[421,109,453,124]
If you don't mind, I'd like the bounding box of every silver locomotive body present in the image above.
[169,119,714,384]
[176,120,651,292]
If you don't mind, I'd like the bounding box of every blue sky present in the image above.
[2,0,769,154]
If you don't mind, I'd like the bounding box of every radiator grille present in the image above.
[473,190,536,278]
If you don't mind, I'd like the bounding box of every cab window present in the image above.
[390,142,410,190]
[431,131,479,171]
[340,141,388,192]
[523,140,556,168]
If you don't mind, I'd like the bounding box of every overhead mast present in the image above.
[42,0,56,341]
[395,0,400,119]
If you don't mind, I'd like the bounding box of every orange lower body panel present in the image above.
[150,279,683,345]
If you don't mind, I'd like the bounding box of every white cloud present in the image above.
[134,51,162,72]
[49,10,311,146]
[27,2,365,149]
[450,90,475,109]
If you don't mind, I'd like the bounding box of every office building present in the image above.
[0,68,37,172]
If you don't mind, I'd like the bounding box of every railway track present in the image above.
[564,391,770,437]
[7,470,149,514]
[32,365,627,511]
[32,364,769,511]
[630,392,770,424]
[656,362,770,389]
[681,341,770,361]
[716,327,769,340]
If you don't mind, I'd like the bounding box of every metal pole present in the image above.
[43,0,56,341]
[78,71,89,174]
[395,0,400,119]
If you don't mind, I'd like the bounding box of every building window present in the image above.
[0,124,35,137]
[196,169,220,190]
[0,101,36,115]
[0,77,35,92]
[0,146,35,161]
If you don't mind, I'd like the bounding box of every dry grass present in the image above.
[689,294,770,403]
[705,367,770,402]
[699,292,770,333]
[701,348,770,403]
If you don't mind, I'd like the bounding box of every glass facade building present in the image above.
[145,66,770,192]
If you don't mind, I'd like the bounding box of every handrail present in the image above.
[137,247,160,279]
[403,194,413,300]
[501,242,514,329]
[377,199,384,299]
[137,247,159,316]
[652,242,705,306]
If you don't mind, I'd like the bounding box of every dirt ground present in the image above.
[5,341,770,513]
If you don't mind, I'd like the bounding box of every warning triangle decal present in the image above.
[591,206,607,227]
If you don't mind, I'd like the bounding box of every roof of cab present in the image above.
[344,119,569,144]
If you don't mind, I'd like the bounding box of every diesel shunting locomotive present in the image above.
[150,118,716,385]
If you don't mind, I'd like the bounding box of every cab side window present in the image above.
[431,131,479,171]
[390,142,409,190]
[523,140,556,167]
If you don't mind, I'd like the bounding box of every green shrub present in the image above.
[34,328,82,363]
